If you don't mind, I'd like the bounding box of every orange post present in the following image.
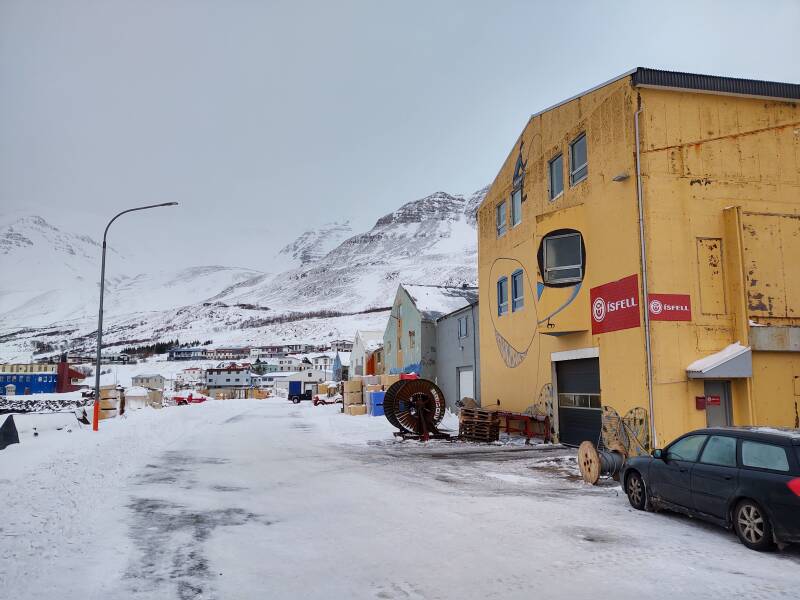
[93,399,100,431]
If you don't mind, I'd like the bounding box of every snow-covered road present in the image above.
[2,399,799,599]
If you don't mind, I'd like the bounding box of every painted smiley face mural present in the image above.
[488,141,585,369]
[488,254,583,368]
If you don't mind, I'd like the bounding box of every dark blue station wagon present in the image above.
[621,427,800,550]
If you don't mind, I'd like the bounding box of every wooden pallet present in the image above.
[459,408,500,441]
[459,408,497,423]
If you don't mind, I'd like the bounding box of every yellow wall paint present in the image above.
[478,76,800,446]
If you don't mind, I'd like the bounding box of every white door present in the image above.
[458,368,474,402]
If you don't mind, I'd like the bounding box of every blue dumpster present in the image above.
[369,391,385,416]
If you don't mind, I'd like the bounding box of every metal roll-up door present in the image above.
[556,358,601,447]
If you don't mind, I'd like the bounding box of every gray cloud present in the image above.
[2,0,798,270]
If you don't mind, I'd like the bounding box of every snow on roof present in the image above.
[265,371,300,379]
[1,391,84,402]
[356,330,383,344]
[365,339,383,352]
[686,342,751,375]
[133,373,163,379]
[336,351,351,366]
[300,352,334,360]
[125,386,150,396]
[354,330,384,353]
[402,284,478,321]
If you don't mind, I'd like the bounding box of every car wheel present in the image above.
[734,499,774,551]
[626,471,647,511]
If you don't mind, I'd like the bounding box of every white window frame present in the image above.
[457,316,469,338]
[548,153,564,200]
[511,269,524,312]
[569,133,588,186]
[496,201,507,237]
[510,189,522,227]
[497,276,509,316]
[543,232,583,284]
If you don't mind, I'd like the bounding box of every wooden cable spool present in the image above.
[577,441,626,485]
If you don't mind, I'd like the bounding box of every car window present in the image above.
[741,441,789,472]
[666,435,708,462]
[699,435,737,467]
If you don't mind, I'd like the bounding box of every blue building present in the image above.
[332,351,350,381]
[168,347,208,361]
[0,365,59,395]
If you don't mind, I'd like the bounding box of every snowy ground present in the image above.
[1,400,799,600]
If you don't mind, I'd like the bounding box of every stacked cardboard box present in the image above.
[346,404,367,416]
[380,374,401,388]
[98,386,119,420]
[343,379,364,412]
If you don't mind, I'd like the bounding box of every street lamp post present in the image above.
[93,202,178,431]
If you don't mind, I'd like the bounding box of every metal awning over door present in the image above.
[686,343,752,379]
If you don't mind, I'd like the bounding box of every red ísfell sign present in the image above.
[648,293,692,321]
[706,395,721,407]
[590,274,641,334]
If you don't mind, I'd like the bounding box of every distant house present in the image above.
[329,339,354,352]
[435,301,480,410]
[332,351,350,381]
[176,367,204,386]
[208,346,251,360]
[168,347,208,361]
[383,284,478,380]
[205,363,252,399]
[131,374,167,390]
[373,345,385,375]
[250,343,316,358]
[257,356,307,373]
[351,330,384,377]
[299,352,334,378]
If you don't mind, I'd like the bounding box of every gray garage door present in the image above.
[556,358,601,447]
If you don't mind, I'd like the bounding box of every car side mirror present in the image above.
[652,449,664,459]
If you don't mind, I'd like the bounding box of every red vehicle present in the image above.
[174,393,208,405]
[313,394,343,406]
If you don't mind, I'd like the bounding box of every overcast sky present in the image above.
[2,0,799,272]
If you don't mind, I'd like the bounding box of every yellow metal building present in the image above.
[477,68,800,449]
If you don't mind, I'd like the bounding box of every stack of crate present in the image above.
[98,385,120,420]
[380,374,401,389]
[343,379,366,415]
[459,407,500,442]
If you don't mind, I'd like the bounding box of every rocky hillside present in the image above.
[214,189,484,314]
[0,186,487,360]
[276,220,353,268]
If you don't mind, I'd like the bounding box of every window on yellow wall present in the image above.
[496,201,507,237]
[511,269,524,311]
[543,232,583,283]
[569,133,588,185]
[549,153,564,200]
[497,277,509,316]
[510,189,522,227]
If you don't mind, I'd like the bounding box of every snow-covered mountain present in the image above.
[213,190,481,314]
[0,187,486,360]
[0,215,262,330]
[276,220,353,269]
